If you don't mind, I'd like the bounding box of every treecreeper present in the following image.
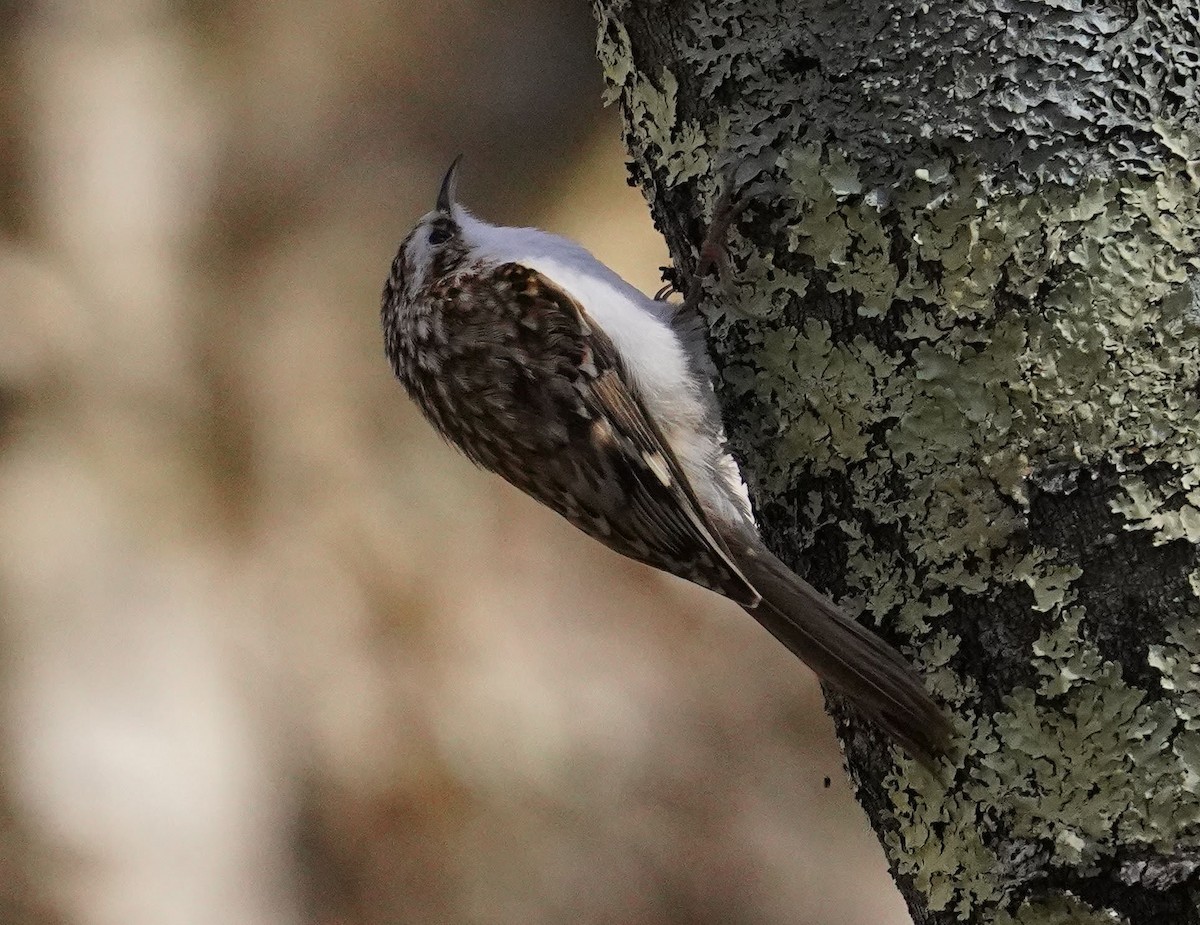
[380,158,953,768]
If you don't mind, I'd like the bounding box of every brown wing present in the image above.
[419,262,759,606]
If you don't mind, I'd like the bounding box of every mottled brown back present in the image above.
[384,261,758,605]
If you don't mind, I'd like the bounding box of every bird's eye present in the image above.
[428,227,451,246]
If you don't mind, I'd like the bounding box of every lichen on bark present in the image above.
[594,1,1200,922]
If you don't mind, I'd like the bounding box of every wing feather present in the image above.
[429,261,758,605]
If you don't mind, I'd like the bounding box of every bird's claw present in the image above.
[679,163,754,316]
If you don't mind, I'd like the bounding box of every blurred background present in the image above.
[0,3,907,923]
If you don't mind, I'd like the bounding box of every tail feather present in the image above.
[731,540,953,768]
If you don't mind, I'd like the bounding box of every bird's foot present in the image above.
[678,163,754,316]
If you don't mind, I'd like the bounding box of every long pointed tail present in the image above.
[730,539,952,768]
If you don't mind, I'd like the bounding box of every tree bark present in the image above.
[592,2,1200,922]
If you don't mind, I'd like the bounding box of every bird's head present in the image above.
[383,156,469,309]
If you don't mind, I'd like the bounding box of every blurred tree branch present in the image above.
[593,2,1200,922]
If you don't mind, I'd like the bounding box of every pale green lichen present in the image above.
[781,145,899,318]
[1147,613,1200,825]
[593,2,632,107]
[845,164,1199,916]
[983,684,1189,856]
[1015,561,1085,615]
[885,730,1005,917]
[989,895,1127,925]
[723,318,908,483]
[1031,608,1102,697]
[1148,615,1200,744]
[594,10,708,189]
[921,626,973,703]
[629,69,709,188]
[595,0,1200,919]
[1112,475,1200,545]
[885,634,1195,911]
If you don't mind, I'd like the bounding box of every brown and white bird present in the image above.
[381,158,952,767]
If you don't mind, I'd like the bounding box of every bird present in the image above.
[380,157,953,768]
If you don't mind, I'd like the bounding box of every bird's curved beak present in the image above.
[436,155,462,214]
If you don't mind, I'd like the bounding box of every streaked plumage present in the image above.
[381,159,952,767]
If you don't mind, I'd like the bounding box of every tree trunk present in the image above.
[592,2,1200,922]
